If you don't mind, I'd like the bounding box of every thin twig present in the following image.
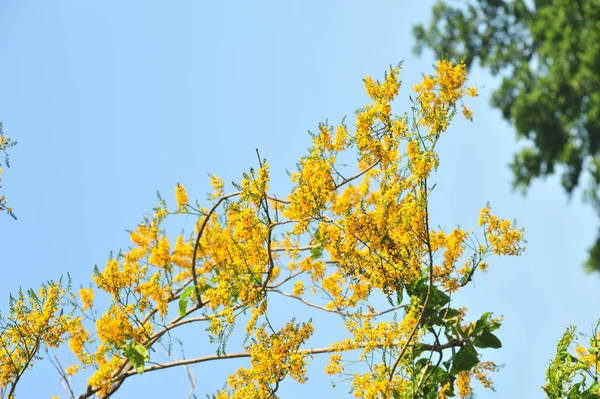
[268,289,403,318]
[270,244,320,252]
[334,160,380,190]
[49,355,75,399]
[264,271,305,289]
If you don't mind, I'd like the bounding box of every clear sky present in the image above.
[1,1,598,398]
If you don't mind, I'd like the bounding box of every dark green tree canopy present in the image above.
[414,0,600,271]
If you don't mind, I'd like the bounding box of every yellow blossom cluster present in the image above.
[216,321,314,398]
[240,163,270,206]
[0,280,78,392]
[479,203,526,255]
[412,60,478,133]
[79,287,94,311]
[175,183,188,212]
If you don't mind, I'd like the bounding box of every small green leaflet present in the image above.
[178,284,213,317]
[178,286,196,317]
[124,342,149,374]
[473,331,502,349]
[452,344,479,373]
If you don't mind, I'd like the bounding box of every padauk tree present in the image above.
[7,60,595,399]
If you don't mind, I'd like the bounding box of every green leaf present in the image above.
[124,343,149,374]
[473,331,502,349]
[558,350,580,364]
[178,284,213,317]
[406,277,428,297]
[431,286,450,308]
[178,298,189,317]
[569,382,584,398]
[451,344,479,373]
[178,286,196,317]
[310,246,323,259]
[440,307,460,320]
[474,312,492,334]
[587,382,600,392]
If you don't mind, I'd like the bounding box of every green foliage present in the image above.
[123,341,149,374]
[451,344,479,373]
[402,276,506,395]
[178,283,213,316]
[542,321,600,398]
[178,286,196,317]
[414,0,600,271]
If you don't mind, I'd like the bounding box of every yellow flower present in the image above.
[456,371,473,398]
[174,183,188,212]
[325,354,344,375]
[65,364,79,376]
[292,281,305,297]
[79,288,94,311]
[210,174,225,199]
[467,87,478,97]
[462,104,474,121]
[210,174,225,191]
[479,204,525,255]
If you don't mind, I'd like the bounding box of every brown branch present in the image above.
[76,334,465,399]
[389,177,435,381]
[418,338,469,353]
[262,225,276,289]
[256,149,277,289]
[266,195,290,205]
[270,219,301,228]
[270,244,320,252]
[162,305,243,332]
[143,302,204,348]
[113,338,467,381]
[334,160,380,190]
[7,322,41,399]
[191,191,240,305]
[268,289,403,318]
[268,289,343,314]
[264,271,305,289]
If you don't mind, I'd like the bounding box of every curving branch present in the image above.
[389,177,434,381]
[191,191,241,305]
[111,338,468,381]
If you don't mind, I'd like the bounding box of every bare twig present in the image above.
[270,244,320,252]
[334,160,380,190]
[265,271,305,289]
[49,355,75,399]
[268,289,402,318]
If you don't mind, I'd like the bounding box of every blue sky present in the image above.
[1,1,599,398]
